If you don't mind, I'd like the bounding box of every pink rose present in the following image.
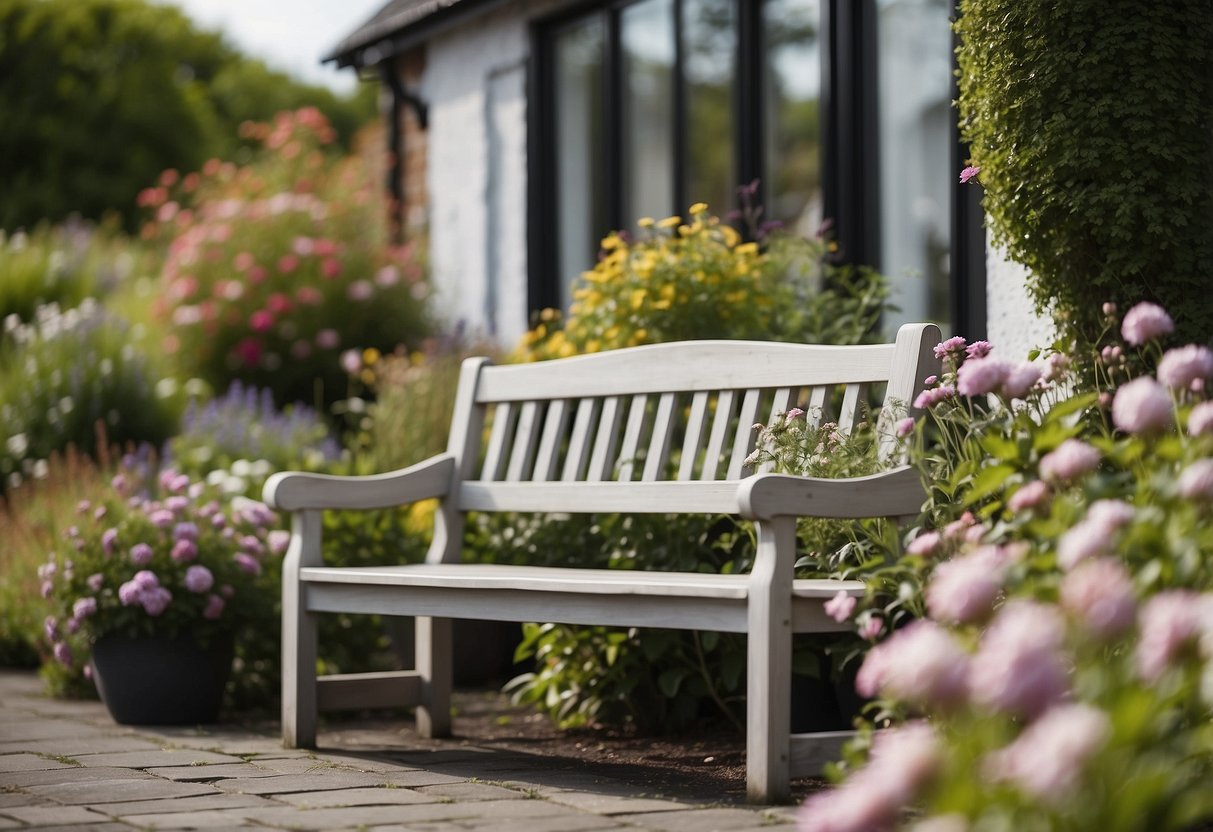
[1120,301,1174,345]
[1039,439,1101,482]
[957,357,1010,397]
[824,590,858,623]
[1112,376,1173,434]
[984,703,1110,804]
[1060,557,1136,639]
[1157,345,1213,390]
[968,600,1069,718]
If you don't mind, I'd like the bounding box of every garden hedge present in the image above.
[955,0,1213,348]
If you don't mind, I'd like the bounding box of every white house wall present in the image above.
[418,0,1047,353]
[985,232,1056,361]
[422,0,567,348]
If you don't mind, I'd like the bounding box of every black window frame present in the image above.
[527,0,986,339]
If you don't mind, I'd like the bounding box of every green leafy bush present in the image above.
[519,202,889,360]
[0,301,178,489]
[798,303,1213,831]
[955,0,1213,348]
[143,108,432,409]
[0,223,128,324]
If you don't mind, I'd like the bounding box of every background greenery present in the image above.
[0,0,375,232]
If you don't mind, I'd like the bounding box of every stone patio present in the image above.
[0,671,800,830]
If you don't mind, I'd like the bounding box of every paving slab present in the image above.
[0,817,21,830]
[0,736,164,756]
[456,814,630,832]
[114,808,269,829]
[615,807,788,831]
[0,753,76,773]
[97,791,278,816]
[214,769,396,795]
[0,794,52,809]
[0,804,115,826]
[17,824,139,832]
[24,777,221,805]
[414,781,527,801]
[74,749,244,769]
[543,790,698,816]
[272,786,442,808]
[1,766,150,787]
[145,762,283,781]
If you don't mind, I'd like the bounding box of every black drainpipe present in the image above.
[378,60,429,244]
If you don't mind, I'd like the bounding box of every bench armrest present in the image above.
[736,465,925,521]
[263,453,456,512]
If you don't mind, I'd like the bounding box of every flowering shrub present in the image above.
[0,222,121,325]
[169,381,340,487]
[798,302,1213,831]
[518,202,889,359]
[38,455,288,699]
[0,301,178,489]
[142,108,431,408]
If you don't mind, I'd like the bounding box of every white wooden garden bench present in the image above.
[263,322,940,803]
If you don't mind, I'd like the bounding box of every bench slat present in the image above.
[562,398,600,481]
[679,391,710,481]
[701,390,737,480]
[474,340,898,401]
[481,402,515,481]
[643,392,678,481]
[616,394,649,481]
[506,401,541,482]
[533,399,570,482]
[728,388,763,479]
[588,396,623,481]
[838,382,869,435]
[806,386,831,427]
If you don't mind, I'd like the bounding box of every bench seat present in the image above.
[301,563,866,633]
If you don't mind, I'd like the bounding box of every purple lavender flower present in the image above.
[44,616,59,642]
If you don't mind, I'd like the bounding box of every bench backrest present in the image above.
[424,324,939,561]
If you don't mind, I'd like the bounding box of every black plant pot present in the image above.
[90,634,233,725]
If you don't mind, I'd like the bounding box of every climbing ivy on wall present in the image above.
[955,1,1213,348]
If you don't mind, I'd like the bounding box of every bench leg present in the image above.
[415,616,452,738]
[746,517,795,804]
[282,577,318,748]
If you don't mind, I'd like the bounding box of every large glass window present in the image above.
[533,0,982,336]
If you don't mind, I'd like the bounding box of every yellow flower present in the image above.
[362,347,381,366]
[721,225,740,247]
[735,242,759,256]
[540,307,559,321]
[657,216,681,229]
[601,233,624,250]
[688,202,708,215]
[630,288,647,310]
[638,217,655,228]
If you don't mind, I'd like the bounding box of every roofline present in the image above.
[324,0,511,69]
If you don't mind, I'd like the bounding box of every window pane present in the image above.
[763,0,823,236]
[684,0,736,216]
[554,17,606,309]
[621,0,675,224]
[876,0,952,333]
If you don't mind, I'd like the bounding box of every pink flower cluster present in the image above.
[1056,499,1135,570]
[983,703,1110,804]
[1038,439,1101,483]
[799,722,940,832]
[1135,590,1213,681]
[926,546,1009,624]
[1120,301,1174,346]
[855,620,969,708]
[956,357,1041,400]
[118,570,173,617]
[1059,557,1136,639]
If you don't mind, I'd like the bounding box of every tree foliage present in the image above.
[955,1,1213,348]
[0,0,376,232]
